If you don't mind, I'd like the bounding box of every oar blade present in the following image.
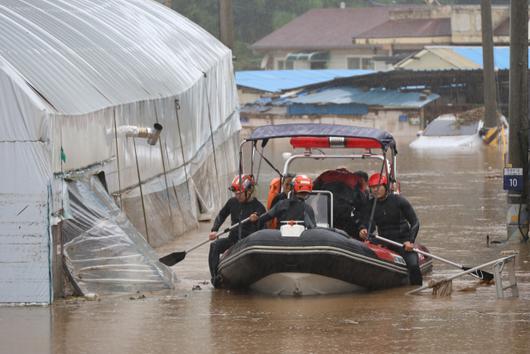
[462,266,494,281]
[158,251,186,266]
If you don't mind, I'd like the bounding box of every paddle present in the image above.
[158,216,252,266]
[374,235,494,281]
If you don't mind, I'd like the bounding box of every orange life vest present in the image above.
[266,177,281,229]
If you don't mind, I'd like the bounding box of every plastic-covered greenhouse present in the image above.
[0,0,240,303]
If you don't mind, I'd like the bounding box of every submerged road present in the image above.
[1,131,529,353]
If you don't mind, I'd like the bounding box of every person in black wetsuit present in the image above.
[358,173,422,285]
[351,170,370,239]
[208,174,266,287]
[258,175,316,229]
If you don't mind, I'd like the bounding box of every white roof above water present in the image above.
[0,0,229,115]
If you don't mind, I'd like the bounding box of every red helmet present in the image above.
[229,174,255,193]
[293,175,313,193]
[368,173,388,187]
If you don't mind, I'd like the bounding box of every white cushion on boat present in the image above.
[280,224,305,237]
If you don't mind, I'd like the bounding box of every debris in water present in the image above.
[458,286,478,293]
[192,285,202,291]
[84,293,99,301]
[429,279,452,296]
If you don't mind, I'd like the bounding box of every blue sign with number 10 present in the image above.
[503,168,524,192]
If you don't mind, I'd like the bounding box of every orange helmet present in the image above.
[368,173,388,187]
[229,174,255,193]
[293,175,313,193]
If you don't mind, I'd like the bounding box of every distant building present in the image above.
[239,77,440,133]
[252,5,524,71]
[395,46,530,71]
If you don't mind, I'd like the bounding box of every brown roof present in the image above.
[357,18,451,39]
[251,7,393,51]
[494,18,509,36]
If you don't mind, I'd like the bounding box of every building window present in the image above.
[277,60,294,70]
[310,61,327,69]
[361,58,374,70]
[347,57,361,69]
[348,57,374,70]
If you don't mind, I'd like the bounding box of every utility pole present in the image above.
[506,0,529,241]
[481,0,498,129]
[219,0,234,50]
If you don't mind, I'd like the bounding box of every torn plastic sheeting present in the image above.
[62,176,175,295]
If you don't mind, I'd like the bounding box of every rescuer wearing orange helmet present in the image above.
[258,174,316,229]
[358,173,422,285]
[208,174,266,287]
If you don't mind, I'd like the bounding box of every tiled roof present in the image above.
[251,7,393,50]
[357,18,451,39]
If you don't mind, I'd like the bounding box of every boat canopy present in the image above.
[246,123,396,153]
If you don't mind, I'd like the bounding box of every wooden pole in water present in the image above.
[480,0,498,128]
[219,0,234,50]
[507,0,529,240]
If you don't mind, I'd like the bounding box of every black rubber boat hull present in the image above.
[218,228,432,294]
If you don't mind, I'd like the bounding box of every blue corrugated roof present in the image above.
[289,86,439,109]
[235,69,373,93]
[288,103,369,116]
[430,46,530,70]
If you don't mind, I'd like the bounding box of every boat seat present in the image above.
[306,190,333,228]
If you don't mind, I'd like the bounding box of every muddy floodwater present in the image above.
[2,130,530,354]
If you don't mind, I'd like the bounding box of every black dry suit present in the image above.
[209,197,266,285]
[361,193,422,285]
[259,196,316,229]
[210,197,266,243]
[362,193,419,244]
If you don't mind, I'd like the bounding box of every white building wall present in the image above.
[0,61,53,303]
[0,144,51,303]
[328,49,384,69]
[398,52,460,70]
[241,110,421,138]
[269,48,388,70]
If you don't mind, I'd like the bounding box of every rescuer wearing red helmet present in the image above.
[258,174,316,229]
[358,172,422,285]
[208,174,266,287]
